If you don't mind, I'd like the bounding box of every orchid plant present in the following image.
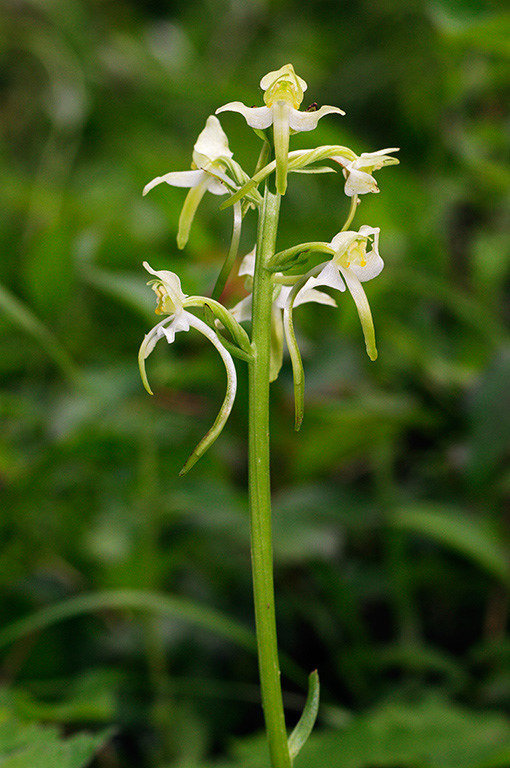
[139,64,398,768]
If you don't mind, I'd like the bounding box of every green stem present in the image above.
[248,182,291,768]
[340,193,358,231]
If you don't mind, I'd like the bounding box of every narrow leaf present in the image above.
[0,589,256,655]
[392,504,510,585]
[0,282,81,385]
[288,670,320,761]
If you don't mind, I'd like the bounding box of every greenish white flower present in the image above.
[299,226,383,360]
[139,261,237,474]
[143,116,238,249]
[331,148,399,196]
[216,64,344,195]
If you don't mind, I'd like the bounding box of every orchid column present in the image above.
[139,64,398,767]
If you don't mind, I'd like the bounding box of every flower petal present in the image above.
[192,115,233,168]
[344,167,379,196]
[329,230,361,256]
[160,310,190,341]
[288,104,345,132]
[230,294,253,324]
[275,283,337,309]
[177,177,212,249]
[216,102,273,130]
[138,315,182,394]
[143,169,205,195]
[352,148,400,171]
[143,262,187,314]
[143,262,186,297]
[238,247,256,277]
[260,64,308,102]
[304,261,346,293]
[296,287,337,308]
[139,310,237,471]
[351,226,384,282]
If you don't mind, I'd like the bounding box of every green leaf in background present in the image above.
[293,696,510,768]
[80,264,156,319]
[9,669,119,724]
[0,690,111,768]
[292,393,425,478]
[437,9,510,58]
[208,696,510,768]
[0,282,80,384]
[391,504,510,585]
[24,223,74,316]
[0,589,257,656]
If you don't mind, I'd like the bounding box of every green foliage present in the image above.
[230,697,510,768]
[0,690,111,768]
[392,504,510,585]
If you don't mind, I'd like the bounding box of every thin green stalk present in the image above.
[248,182,291,768]
[340,193,358,231]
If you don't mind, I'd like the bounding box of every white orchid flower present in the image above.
[143,116,239,249]
[216,64,344,195]
[329,148,399,196]
[230,248,336,381]
[139,261,237,474]
[282,226,383,428]
[301,226,383,359]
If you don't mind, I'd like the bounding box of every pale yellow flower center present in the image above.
[262,65,306,109]
[264,79,302,109]
[338,239,368,269]
[152,283,177,315]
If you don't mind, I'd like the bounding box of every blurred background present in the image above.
[0,0,509,766]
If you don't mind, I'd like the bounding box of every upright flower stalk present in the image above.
[247,182,291,767]
[138,64,398,767]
